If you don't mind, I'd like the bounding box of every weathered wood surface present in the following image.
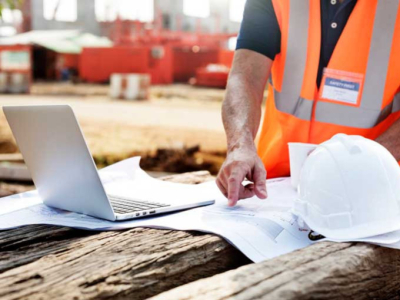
[0,181,33,197]
[0,171,251,300]
[0,153,24,162]
[0,163,31,182]
[151,241,400,300]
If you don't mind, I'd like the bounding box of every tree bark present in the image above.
[150,241,400,300]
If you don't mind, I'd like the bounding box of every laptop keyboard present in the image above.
[108,194,171,215]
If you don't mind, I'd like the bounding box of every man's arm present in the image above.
[376,118,400,161]
[216,49,273,206]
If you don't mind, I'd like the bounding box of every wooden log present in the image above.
[0,182,34,197]
[0,171,251,300]
[150,241,400,300]
[0,154,24,163]
[0,163,32,182]
[158,170,212,184]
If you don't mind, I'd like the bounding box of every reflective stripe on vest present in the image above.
[274,0,309,116]
[273,90,400,125]
[274,0,400,129]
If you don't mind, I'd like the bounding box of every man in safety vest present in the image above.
[217,0,400,206]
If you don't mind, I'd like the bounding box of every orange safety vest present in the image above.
[258,0,400,178]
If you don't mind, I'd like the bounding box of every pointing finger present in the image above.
[227,168,247,206]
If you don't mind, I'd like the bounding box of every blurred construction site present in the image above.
[0,0,247,193]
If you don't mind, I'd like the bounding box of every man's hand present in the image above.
[217,49,272,206]
[216,146,267,206]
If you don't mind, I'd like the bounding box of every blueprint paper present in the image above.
[330,230,400,245]
[376,241,400,249]
[0,157,399,262]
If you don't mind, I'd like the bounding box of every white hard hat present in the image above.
[293,134,400,240]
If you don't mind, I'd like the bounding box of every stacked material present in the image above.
[290,134,400,248]
[109,73,150,100]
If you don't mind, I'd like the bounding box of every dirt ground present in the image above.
[0,83,229,174]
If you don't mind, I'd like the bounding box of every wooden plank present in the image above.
[0,171,251,300]
[0,154,24,163]
[0,182,34,197]
[0,163,32,182]
[150,241,400,300]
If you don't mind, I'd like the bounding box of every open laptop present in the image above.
[3,105,214,221]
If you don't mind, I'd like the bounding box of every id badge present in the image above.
[319,68,364,106]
